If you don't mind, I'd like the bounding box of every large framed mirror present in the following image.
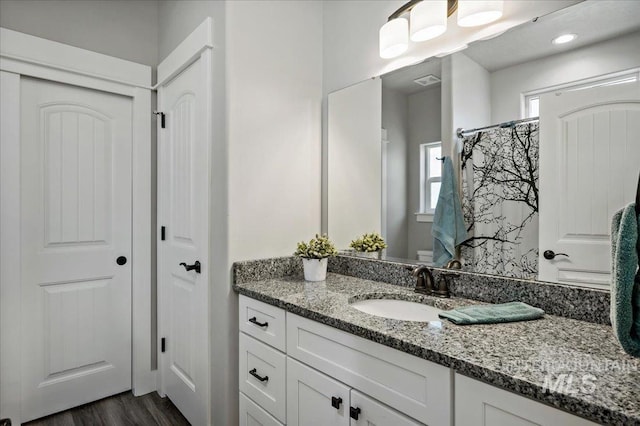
[327,0,640,288]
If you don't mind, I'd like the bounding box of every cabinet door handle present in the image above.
[350,406,361,420]
[331,396,342,410]
[248,317,268,328]
[249,368,269,382]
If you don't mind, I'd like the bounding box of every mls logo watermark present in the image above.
[542,374,597,395]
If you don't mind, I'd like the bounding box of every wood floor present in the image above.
[23,392,190,426]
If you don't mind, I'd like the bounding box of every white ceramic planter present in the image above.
[357,251,381,259]
[302,258,328,282]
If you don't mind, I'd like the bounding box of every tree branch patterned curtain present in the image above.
[460,122,539,279]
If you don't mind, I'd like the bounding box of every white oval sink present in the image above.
[350,299,443,322]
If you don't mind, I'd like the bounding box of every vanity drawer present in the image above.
[286,313,452,426]
[239,295,286,351]
[239,333,286,423]
[239,392,284,426]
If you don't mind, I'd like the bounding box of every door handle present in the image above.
[248,317,268,328]
[116,256,127,265]
[543,250,569,260]
[249,368,268,382]
[180,260,201,273]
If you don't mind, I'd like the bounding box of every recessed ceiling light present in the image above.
[552,34,577,45]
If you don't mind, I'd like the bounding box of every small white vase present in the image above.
[358,251,381,259]
[302,258,328,282]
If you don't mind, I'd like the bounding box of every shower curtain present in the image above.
[460,122,539,279]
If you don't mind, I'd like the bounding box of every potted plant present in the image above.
[349,232,387,259]
[294,234,338,281]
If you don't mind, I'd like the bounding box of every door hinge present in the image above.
[153,111,166,128]
[161,337,166,353]
[161,226,166,241]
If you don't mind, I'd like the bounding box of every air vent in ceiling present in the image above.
[414,74,441,87]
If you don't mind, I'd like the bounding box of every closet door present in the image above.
[287,358,350,426]
[20,76,133,422]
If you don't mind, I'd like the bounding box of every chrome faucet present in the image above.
[411,265,435,295]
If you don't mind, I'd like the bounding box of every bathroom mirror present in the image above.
[327,0,640,288]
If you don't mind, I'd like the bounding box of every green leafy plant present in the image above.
[294,234,338,259]
[350,232,387,252]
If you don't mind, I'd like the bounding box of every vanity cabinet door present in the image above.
[350,390,422,426]
[287,357,350,426]
[455,374,598,426]
[239,392,284,426]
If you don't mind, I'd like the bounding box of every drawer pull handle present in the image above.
[248,317,269,328]
[331,396,342,410]
[249,368,269,382]
[350,406,361,420]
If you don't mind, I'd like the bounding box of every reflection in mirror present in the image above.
[328,0,640,288]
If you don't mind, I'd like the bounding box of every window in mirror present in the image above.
[526,96,539,118]
[420,142,442,214]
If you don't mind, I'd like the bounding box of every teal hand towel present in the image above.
[610,203,640,357]
[438,302,545,325]
[432,157,467,267]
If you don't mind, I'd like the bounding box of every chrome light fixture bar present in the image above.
[380,0,504,59]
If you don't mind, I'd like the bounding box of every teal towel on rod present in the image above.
[610,203,640,357]
[438,301,544,325]
[432,157,467,267]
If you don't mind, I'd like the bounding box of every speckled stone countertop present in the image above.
[233,273,640,425]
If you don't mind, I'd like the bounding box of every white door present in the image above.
[19,77,132,422]
[287,357,350,426]
[158,56,209,425]
[539,81,640,286]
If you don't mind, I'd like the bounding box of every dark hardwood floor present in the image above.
[23,392,190,426]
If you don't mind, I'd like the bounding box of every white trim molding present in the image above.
[0,27,151,89]
[156,17,213,87]
[0,28,154,424]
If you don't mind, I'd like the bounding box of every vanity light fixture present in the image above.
[552,33,577,45]
[379,0,504,59]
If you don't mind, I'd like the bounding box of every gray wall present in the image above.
[408,86,441,259]
[381,87,409,259]
[0,0,158,68]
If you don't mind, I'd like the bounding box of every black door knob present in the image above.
[116,256,127,265]
[180,260,201,273]
[543,250,569,260]
[331,396,342,410]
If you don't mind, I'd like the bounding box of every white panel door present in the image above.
[539,82,640,286]
[158,56,209,426]
[328,78,382,249]
[20,77,132,422]
[287,357,350,426]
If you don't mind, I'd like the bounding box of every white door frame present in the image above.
[155,17,213,422]
[0,28,155,423]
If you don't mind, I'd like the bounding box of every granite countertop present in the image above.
[233,273,640,425]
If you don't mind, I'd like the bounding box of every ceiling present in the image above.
[382,0,640,92]
[382,58,442,95]
[464,0,640,72]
